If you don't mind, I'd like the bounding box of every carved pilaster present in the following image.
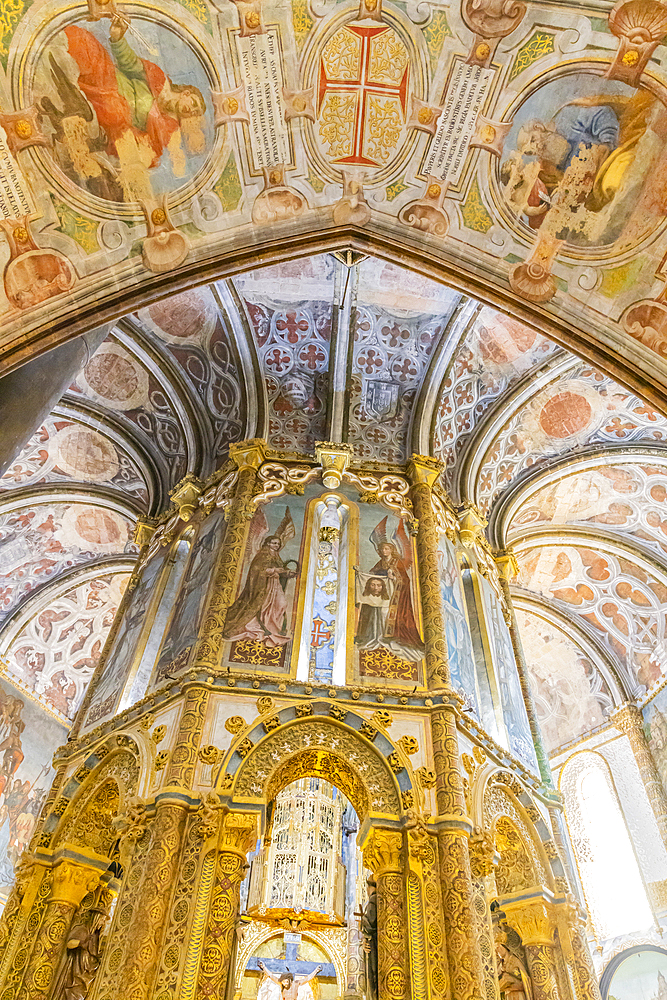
[407,825,451,1000]
[16,860,100,1000]
[495,549,553,788]
[363,829,409,1000]
[469,834,500,1000]
[192,439,266,670]
[612,702,667,850]
[196,812,257,1000]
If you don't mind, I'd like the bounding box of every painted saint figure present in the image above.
[223,508,298,647]
[257,963,322,1000]
[355,517,423,662]
[36,15,207,203]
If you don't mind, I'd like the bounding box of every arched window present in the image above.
[118,535,191,710]
[560,751,653,941]
[296,495,350,686]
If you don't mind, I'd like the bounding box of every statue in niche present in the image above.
[495,928,532,1000]
[52,908,106,1000]
[360,877,378,1000]
[223,507,298,648]
[257,962,322,1000]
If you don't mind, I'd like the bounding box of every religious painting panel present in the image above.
[0,500,133,627]
[436,535,477,713]
[222,495,309,674]
[29,11,216,210]
[151,510,227,686]
[80,545,169,732]
[2,572,129,723]
[479,576,537,771]
[353,500,424,686]
[498,70,667,252]
[643,688,667,799]
[0,673,67,907]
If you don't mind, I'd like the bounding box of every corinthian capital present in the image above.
[229,439,267,471]
[50,860,101,907]
[503,897,555,947]
[219,811,258,858]
[363,828,403,875]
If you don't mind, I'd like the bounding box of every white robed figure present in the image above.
[257,962,322,1000]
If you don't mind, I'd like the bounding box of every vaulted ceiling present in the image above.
[2,252,667,751]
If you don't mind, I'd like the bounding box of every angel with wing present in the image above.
[354,516,424,662]
[223,507,298,647]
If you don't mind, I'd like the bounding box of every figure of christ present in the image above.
[355,540,424,662]
[258,963,322,1000]
[48,16,206,203]
[223,536,297,647]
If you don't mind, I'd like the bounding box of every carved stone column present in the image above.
[193,438,266,670]
[494,550,553,788]
[408,455,486,1000]
[16,859,100,1000]
[122,799,189,1000]
[406,823,451,1000]
[363,828,409,1000]
[504,899,562,1000]
[196,811,257,1000]
[612,702,667,850]
[469,834,500,1000]
[567,915,603,1000]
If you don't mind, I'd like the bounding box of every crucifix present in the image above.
[246,933,336,989]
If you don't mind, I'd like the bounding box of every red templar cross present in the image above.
[311,617,332,648]
[317,24,409,167]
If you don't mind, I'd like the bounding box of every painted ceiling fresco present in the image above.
[5,0,667,415]
[3,252,667,770]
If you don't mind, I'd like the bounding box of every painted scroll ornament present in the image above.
[333,172,371,225]
[251,166,307,224]
[0,108,48,157]
[0,217,74,310]
[470,115,514,156]
[508,233,563,303]
[606,0,667,85]
[226,0,265,34]
[405,97,445,137]
[398,177,449,237]
[140,198,189,273]
[622,282,667,357]
[462,0,528,66]
[213,87,251,127]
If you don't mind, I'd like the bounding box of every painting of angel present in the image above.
[32,14,212,204]
[354,515,423,663]
[500,74,667,249]
[223,507,299,648]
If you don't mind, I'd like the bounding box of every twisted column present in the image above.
[16,859,100,1000]
[363,829,409,1000]
[196,812,257,1000]
[504,899,562,1000]
[408,455,486,1000]
[612,702,667,850]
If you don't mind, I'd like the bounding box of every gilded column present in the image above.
[196,811,257,999]
[494,550,552,788]
[363,829,409,1000]
[193,438,266,671]
[123,686,209,1000]
[16,859,100,1000]
[469,834,501,1000]
[612,702,667,850]
[406,824,451,1000]
[567,915,603,1000]
[407,455,486,1000]
[504,899,562,1000]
